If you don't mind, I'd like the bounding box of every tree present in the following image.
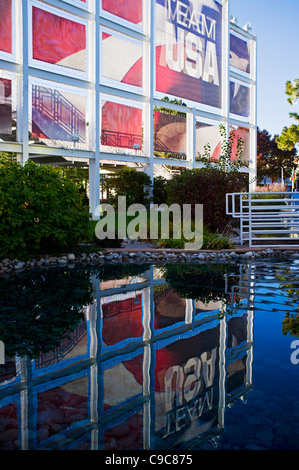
[276,79,299,152]
[257,127,297,181]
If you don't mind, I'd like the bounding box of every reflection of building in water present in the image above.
[0,266,254,450]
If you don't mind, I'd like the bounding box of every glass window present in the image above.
[229,125,250,163]
[101,0,143,26]
[195,121,221,162]
[30,80,89,149]
[230,34,250,74]
[0,72,17,142]
[101,99,143,152]
[154,108,186,157]
[230,80,250,118]
[31,5,87,74]
[101,30,143,90]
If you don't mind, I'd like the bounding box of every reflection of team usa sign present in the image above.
[156,0,222,108]
[162,348,217,439]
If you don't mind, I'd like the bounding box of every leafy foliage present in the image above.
[106,167,152,207]
[257,128,297,180]
[152,175,168,205]
[282,313,299,337]
[276,79,299,152]
[197,124,247,172]
[165,168,247,233]
[156,225,234,250]
[0,160,91,258]
[0,267,93,358]
[162,264,241,311]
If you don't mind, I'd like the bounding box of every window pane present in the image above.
[31,84,87,145]
[230,81,250,118]
[230,125,250,162]
[0,75,16,142]
[32,7,86,73]
[154,110,186,156]
[0,0,12,54]
[101,32,142,88]
[196,121,221,161]
[102,0,142,25]
[101,101,142,151]
[230,34,250,74]
[0,78,12,134]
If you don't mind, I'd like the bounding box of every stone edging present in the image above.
[1,247,299,275]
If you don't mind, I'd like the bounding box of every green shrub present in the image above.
[166,168,247,232]
[153,176,168,205]
[107,167,152,207]
[0,160,91,258]
[156,227,233,250]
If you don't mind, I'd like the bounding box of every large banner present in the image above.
[156,0,222,108]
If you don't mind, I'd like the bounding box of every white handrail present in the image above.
[226,192,299,247]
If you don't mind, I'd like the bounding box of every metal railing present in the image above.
[226,191,299,247]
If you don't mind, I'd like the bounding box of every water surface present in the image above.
[0,260,298,450]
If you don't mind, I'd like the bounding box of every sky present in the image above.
[230,0,299,138]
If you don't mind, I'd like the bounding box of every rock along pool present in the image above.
[0,259,298,451]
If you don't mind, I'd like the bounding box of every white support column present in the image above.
[218,314,227,430]
[186,108,196,167]
[89,156,100,219]
[143,0,154,184]
[21,0,29,165]
[249,36,257,191]
[185,299,194,324]
[222,0,230,141]
[89,0,101,219]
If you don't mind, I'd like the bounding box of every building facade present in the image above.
[0,0,257,216]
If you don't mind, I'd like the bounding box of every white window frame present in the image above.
[28,76,90,147]
[100,0,144,34]
[229,77,251,123]
[100,93,144,153]
[0,0,17,63]
[100,26,144,95]
[229,30,251,79]
[28,0,90,81]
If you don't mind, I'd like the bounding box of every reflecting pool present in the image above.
[0,260,299,450]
